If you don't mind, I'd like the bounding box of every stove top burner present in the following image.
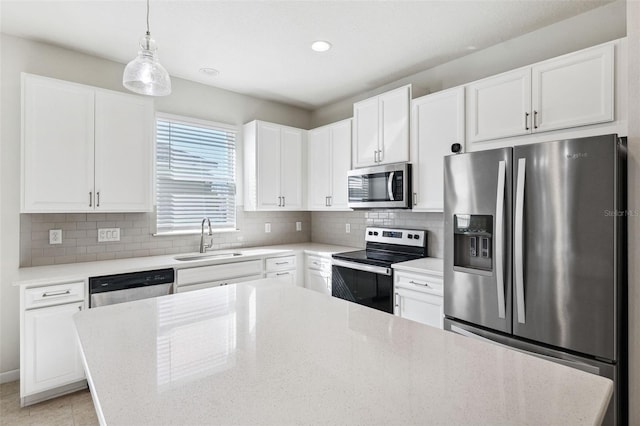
[332,249,424,268]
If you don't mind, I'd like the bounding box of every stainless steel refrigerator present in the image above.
[443,134,627,425]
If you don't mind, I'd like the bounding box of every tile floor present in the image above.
[0,381,98,425]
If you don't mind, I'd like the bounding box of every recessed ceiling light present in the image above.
[311,40,332,52]
[199,68,220,77]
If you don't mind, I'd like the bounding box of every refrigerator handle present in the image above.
[387,172,395,201]
[515,158,527,324]
[495,160,506,319]
[450,325,601,375]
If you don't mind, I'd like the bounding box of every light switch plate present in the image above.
[49,229,62,245]
[345,223,351,233]
[296,222,302,231]
[265,223,271,233]
[98,228,120,242]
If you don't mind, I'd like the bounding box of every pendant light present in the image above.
[123,0,171,96]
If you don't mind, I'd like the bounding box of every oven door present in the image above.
[347,163,410,209]
[331,259,393,313]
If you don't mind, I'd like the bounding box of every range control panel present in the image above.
[365,227,426,248]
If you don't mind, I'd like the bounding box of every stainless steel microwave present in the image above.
[347,163,411,209]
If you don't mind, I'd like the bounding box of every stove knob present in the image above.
[368,231,373,235]
[413,234,420,240]
[407,234,413,239]
[373,232,379,236]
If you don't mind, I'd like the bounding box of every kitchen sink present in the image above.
[173,252,243,261]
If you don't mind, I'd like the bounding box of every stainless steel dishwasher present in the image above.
[89,268,175,308]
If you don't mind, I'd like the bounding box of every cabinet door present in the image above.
[280,128,303,209]
[532,44,613,133]
[23,302,85,395]
[305,269,331,295]
[266,270,297,286]
[94,91,153,212]
[394,287,443,329]
[22,75,95,212]
[353,97,379,168]
[467,69,531,144]
[307,127,332,209]
[256,122,281,209]
[329,120,352,209]
[411,88,464,211]
[379,85,410,164]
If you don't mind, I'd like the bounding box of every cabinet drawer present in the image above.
[176,273,263,293]
[394,271,443,295]
[24,282,85,310]
[306,255,330,272]
[265,255,296,272]
[266,270,297,286]
[176,260,262,286]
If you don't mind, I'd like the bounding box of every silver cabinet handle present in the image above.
[374,150,378,163]
[78,305,82,311]
[514,157,527,324]
[276,272,289,276]
[282,196,285,207]
[312,261,320,266]
[409,280,430,288]
[395,292,400,312]
[328,196,332,206]
[495,160,507,319]
[525,112,529,131]
[278,196,282,207]
[533,110,538,129]
[413,192,417,205]
[275,261,289,265]
[96,191,100,207]
[42,289,71,297]
[89,191,92,207]
[378,149,383,163]
[387,171,395,201]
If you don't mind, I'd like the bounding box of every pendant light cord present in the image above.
[146,0,150,36]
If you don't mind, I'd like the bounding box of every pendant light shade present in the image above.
[123,0,171,96]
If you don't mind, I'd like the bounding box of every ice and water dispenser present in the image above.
[453,214,493,272]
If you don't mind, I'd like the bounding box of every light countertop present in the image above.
[74,279,612,426]
[13,242,359,287]
[392,257,444,276]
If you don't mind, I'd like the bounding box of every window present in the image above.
[155,114,237,234]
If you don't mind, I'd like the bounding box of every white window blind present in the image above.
[156,115,237,234]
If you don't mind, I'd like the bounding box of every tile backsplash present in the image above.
[311,210,444,258]
[20,208,444,267]
[20,208,311,267]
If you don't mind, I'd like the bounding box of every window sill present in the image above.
[153,228,240,237]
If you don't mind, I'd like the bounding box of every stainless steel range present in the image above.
[332,227,427,313]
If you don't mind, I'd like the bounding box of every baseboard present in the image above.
[0,369,19,384]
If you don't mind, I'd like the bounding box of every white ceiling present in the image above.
[0,0,614,110]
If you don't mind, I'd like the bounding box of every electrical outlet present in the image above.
[265,223,271,233]
[49,229,62,245]
[98,228,121,242]
[296,221,302,231]
[345,223,351,233]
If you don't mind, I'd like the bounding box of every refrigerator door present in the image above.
[512,135,619,361]
[444,148,512,333]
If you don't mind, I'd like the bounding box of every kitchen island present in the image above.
[73,279,612,425]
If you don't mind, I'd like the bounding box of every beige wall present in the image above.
[0,33,312,378]
[311,0,626,127]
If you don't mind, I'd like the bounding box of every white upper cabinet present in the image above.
[411,87,464,212]
[21,74,154,213]
[244,120,305,211]
[353,85,410,168]
[467,69,531,143]
[466,43,614,146]
[94,91,153,212]
[531,44,614,132]
[308,119,352,210]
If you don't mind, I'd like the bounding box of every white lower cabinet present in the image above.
[265,255,298,286]
[305,255,331,295]
[393,270,443,329]
[21,282,87,406]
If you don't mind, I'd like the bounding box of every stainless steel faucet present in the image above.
[199,217,213,253]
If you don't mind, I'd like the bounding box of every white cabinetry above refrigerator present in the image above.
[21,73,154,213]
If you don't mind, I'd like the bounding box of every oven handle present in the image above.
[387,171,395,201]
[332,259,392,276]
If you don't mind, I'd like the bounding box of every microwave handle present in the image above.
[387,172,395,201]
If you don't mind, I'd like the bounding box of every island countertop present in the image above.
[73,280,612,425]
